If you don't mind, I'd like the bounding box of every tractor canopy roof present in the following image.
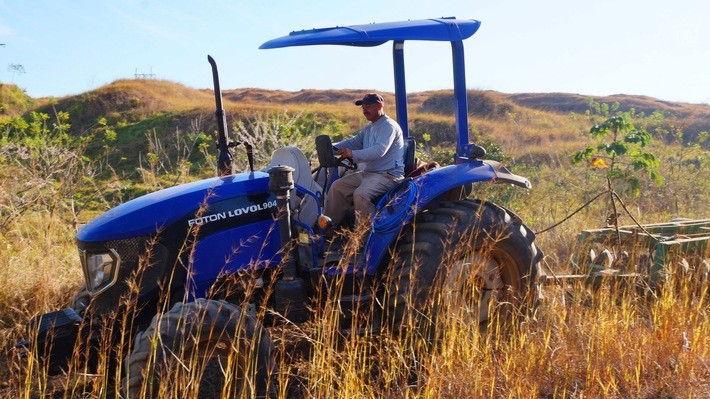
[260,17,482,160]
[259,18,481,49]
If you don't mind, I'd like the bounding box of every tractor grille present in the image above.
[106,237,146,263]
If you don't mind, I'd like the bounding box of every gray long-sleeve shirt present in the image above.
[335,115,404,178]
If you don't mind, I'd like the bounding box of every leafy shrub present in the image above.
[0,110,94,229]
[0,83,33,115]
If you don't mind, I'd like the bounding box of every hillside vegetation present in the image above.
[0,83,34,115]
[0,79,708,398]
[7,80,705,167]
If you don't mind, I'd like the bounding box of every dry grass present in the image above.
[0,211,707,398]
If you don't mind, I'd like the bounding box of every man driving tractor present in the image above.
[324,93,404,227]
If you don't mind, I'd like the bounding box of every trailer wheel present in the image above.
[382,199,542,335]
[123,299,276,399]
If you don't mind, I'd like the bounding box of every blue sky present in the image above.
[1,0,708,104]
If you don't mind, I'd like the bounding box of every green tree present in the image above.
[571,113,664,242]
[572,114,663,195]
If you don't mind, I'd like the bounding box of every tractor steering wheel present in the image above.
[336,154,357,170]
[315,135,357,170]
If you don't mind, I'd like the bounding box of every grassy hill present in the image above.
[10,80,701,126]
[507,92,709,144]
[2,79,703,153]
[5,79,704,160]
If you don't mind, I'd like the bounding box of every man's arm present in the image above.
[351,123,397,163]
[334,130,364,152]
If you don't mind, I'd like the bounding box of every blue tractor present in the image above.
[22,18,542,398]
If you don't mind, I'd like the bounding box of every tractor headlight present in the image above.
[80,249,121,295]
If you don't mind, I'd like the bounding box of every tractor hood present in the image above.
[77,172,271,242]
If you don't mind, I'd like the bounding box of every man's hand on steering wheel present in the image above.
[334,147,357,170]
[335,147,352,158]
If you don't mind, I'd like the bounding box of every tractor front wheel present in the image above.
[123,298,276,399]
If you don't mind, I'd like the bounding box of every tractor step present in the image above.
[307,264,372,297]
[305,262,377,332]
[338,293,379,332]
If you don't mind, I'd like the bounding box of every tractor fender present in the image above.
[364,160,530,274]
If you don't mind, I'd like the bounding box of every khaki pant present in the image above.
[324,171,400,225]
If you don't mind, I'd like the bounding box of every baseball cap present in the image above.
[354,93,384,106]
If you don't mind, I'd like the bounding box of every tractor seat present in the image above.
[268,146,322,227]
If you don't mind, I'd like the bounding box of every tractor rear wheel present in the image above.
[382,199,542,335]
[123,298,276,399]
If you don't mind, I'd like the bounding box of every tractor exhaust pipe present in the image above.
[267,165,308,323]
[207,55,256,174]
[207,55,233,176]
